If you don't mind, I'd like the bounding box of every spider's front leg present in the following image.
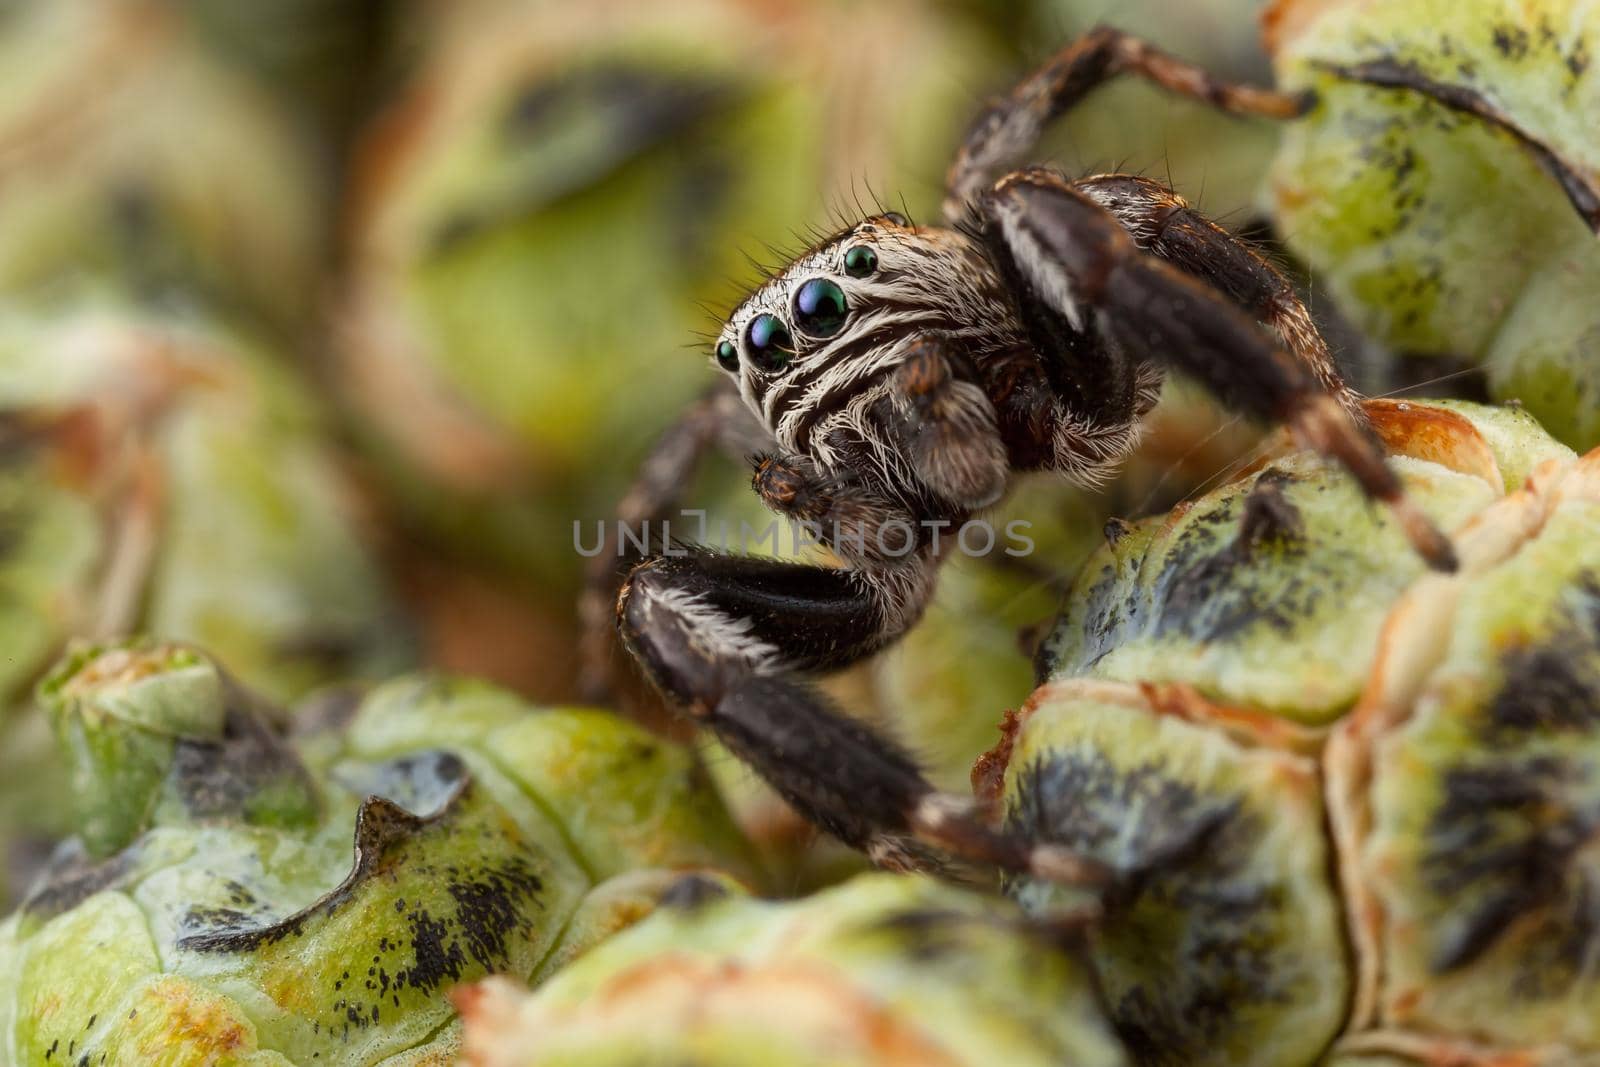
[616,544,1108,887]
[982,169,1458,571]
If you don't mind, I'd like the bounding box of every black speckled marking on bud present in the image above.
[178,773,557,1057]
[170,699,319,826]
[1420,574,1600,977]
[19,847,140,922]
[1000,688,1347,1067]
[1007,752,1277,1065]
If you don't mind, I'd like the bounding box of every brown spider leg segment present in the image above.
[1320,59,1600,234]
[749,453,910,564]
[981,169,1458,572]
[1074,172,1357,412]
[617,546,1111,887]
[887,337,1010,510]
[579,380,773,701]
[756,338,1009,520]
[944,25,1314,221]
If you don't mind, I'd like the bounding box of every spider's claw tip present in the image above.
[1389,496,1458,572]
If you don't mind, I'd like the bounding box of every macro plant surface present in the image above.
[0,641,757,1065]
[0,295,410,905]
[456,872,1128,1067]
[464,400,1600,1067]
[1267,0,1600,449]
[994,399,1600,1065]
[0,0,1597,1065]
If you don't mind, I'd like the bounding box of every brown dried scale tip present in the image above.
[456,874,1128,1067]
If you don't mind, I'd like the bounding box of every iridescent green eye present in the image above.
[844,246,878,278]
[794,278,847,337]
[715,339,738,371]
[745,314,794,372]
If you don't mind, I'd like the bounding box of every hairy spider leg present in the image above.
[980,169,1456,570]
[617,546,1110,887]
[944,24,1312,220]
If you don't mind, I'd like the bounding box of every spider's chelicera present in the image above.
[575,27,1555,887]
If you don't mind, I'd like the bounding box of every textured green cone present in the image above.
[1327,444,1600,1056]
[1267,0,1600,449]
[993,400,1599,1064]
[338,0,996,592]
[39,641,315,860]
[1037,401,1571,725]
[0,0,321,330]
[1002,682,1343,1067]
[0,643,759,1066]
[457,872,1128,1067]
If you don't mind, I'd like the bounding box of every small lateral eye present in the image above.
[793,278,847,337]
[715,339,739,371]
[844,245,878,278]
[745,313,795,372]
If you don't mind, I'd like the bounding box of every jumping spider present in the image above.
[581,28,1491,887]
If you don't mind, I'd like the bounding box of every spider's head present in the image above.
[711,213,1019,462]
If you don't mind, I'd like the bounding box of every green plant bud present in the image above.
[1,648,758,1065]
[1328,444,1600,1054]
[1038,400,1571,725]
[38,639,318,859]
[1267,0,1600,449]
[1001,682,1344,1067]
[992,399,1600,1063]
[457,873,1128,1067]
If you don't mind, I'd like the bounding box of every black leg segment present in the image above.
[618,547,1111,885]
[982,169,1457,571]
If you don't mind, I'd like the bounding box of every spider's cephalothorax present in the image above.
[716,213,1161,521]
[582,26,1497,887]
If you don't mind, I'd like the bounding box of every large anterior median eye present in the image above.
[793,278,847,337]
[745,313,794,372]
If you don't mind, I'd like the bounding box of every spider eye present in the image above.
[844,246,878,278]
[793,278,847,337]
[745,314,794,372]
[715,339,739,371]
